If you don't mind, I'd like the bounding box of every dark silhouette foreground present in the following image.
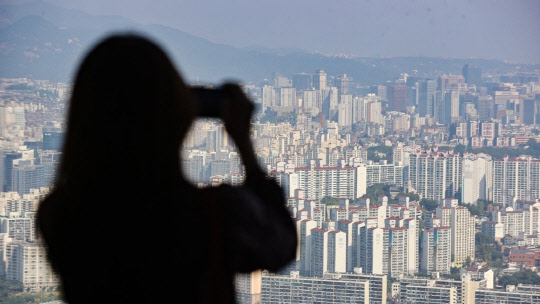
[36,33,297,303]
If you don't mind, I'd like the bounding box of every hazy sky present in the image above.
[42,0,540,63]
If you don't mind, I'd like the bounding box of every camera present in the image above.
[190,86,224,118]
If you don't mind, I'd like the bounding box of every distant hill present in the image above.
[1,1,538,86]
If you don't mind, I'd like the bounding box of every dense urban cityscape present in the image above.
[1,63,540,303]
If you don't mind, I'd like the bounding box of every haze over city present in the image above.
[38,0,540,64]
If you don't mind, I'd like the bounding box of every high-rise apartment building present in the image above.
[493,155,540,205]
[277,163,367,201]
[298,219,318,276]
[365,160,404,187]
[451,207,476,266]
[408,148,462,201]
[235,270,262,304]
[262,85,277,110]
[337,97,353,128]
[1,213,35,242]
[310,228,346,277]
[279,87,296,107]
[359,222,414,278]
[5,241,59,292]
[436,206,475,266]
[461,153,493,204]
[303,89,321,116]
[421,226,451,274]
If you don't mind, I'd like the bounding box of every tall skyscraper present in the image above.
[523,98,538,125]
[418,79,436,117]
[475,96,494,121]
[2,151,22,192]
[313,70,327,90]
[386,85,408,112]
[462,64,482,87]
[442,90,460,124]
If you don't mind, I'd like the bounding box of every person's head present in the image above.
[57,33,195,188]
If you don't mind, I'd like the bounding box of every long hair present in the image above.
[55,33,196,191]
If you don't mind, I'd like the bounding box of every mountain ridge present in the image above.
[1,1,537,86]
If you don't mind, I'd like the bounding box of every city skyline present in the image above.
[1,61,540,302]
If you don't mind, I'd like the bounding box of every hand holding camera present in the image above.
[191,83,261,178]
[191,83,254,138]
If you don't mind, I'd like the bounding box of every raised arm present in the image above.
[221,83,266,182]
[219,83,297,273]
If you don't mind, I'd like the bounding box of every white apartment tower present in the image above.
[404,218,419,275]
[310,228,346,277]
[5,241,59,292]
[393,143,405,165]
[493,155,540,205]
[360,223,412,278]
[409,148,462,201]
[279,163,367,201]
[436,206,475,266]
[298,219,318,277]
[361,227,385,275]
[451,207,475,266]
[462,153,493,204]
[279,87,296,107]
[337,98,353,128]
[421,226,451,274]
[365,160,404,187]
[262,85,277,110]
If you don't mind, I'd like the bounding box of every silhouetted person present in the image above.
[36,33,297,304]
